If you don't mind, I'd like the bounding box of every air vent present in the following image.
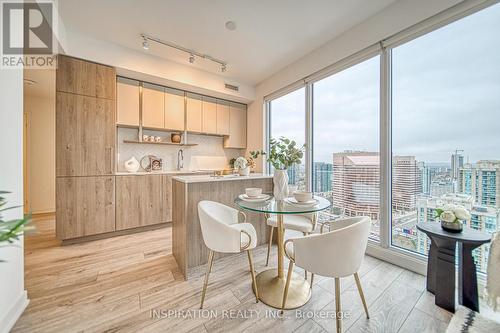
[224,83,239,92]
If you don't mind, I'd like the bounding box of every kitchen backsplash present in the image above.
[117,128,244,172]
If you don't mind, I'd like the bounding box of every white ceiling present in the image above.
[24,69,55,99]
[59,0,397,85]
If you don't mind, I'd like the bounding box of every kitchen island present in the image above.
[172,173,273,279]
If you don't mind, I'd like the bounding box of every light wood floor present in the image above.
[13,215,453,333]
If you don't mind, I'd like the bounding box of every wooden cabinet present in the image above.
[164,87,185,131]
[216,100,230,135]
[162,175,173,223]
[115,175,164,230]
[202,96,217,134]
[117,77,140,126]
[57,55,97,97]
[56,176,115,239]
[142,83,165,129]
[224,102,247,148]
[186,93,202,132]
[56,92,115,176]
[96,64,116,99]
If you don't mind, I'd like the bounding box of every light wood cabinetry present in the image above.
[164,87,185,131]
[96,64,116,99]
[186,93,202,132]
[115,175,164,230]
[56,92,115,176]
[216,100,230,135]
[224,102,247,148]
[202,96,217,134]
[162,175,173,223]
[56,55,96,97]
[56,176,115,239]
[142,83,165,129]
[117,77,140,126]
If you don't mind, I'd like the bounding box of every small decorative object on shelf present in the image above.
[171,133,182,143]
[140,155,163,172]
[267,137,304,201]
[234,150,266,177]
[142,134,151,142]
[435,204,471,233]
[124,156,140,173]
[154,136,162,142]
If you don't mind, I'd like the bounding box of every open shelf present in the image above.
[123,140,198,147]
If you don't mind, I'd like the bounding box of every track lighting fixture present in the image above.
[140,33,227,72]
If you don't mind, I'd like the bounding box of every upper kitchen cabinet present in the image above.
[216,100,230,135]
[224,102,247,149]
[142,83,165,129]
[116,77,140,126]
[164,87,185,131]
[57,55,96,97]
[57,55,115,99]
[186,93,202,133]
[202,96,217,134]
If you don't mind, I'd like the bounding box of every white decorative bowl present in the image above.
[293,191,313,203]
[245,188,262,198]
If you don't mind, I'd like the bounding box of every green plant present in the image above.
[229,158,236,169]
[267,137,304,170]
[0,191,32,260]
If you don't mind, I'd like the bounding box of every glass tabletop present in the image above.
[235,194,331,214]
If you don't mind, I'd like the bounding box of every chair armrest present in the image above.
[240,229,252,251]
[238,210,247,224]
[284,239,295,262]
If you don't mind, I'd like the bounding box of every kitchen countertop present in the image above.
[114,170,213,176]
[172,173,273,184]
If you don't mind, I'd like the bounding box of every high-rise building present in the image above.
[419,162,432,195]
[451,151,464,180]
[416,193,499,272]
[313,162,333,193]
[392,156,422,212]
[459,160,500,208]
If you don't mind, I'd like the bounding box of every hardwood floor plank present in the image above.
[397,308,449,333]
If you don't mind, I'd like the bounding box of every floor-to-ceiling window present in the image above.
[266,1,500,275]
[268,87,306,190]
[312,56,380,239]
[390,2,500,273]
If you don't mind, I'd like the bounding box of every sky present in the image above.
[270,2,500,165]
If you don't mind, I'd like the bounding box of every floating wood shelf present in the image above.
[123,140,198,147]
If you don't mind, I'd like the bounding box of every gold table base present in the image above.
[255,268,311,309]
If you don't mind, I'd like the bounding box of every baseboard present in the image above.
[0,290,29,333]
[366,243,427,276]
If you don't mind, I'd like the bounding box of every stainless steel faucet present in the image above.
[177,149,184,170]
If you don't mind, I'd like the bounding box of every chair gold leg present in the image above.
[266,226,274,266]
[200,250,214,309]
[310,273,315,290]
[354,272,369,319]
[247,249,259,303]
[335,277,341,333]
[303,232,308,280]
[281,260,294,313]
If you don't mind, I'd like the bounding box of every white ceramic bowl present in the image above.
[245,188,262,198]
[293,191,313,202]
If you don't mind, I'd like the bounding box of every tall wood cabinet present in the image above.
[224,102,247,148]
[56,55,117,241]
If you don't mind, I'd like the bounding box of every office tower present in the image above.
[459,160,500,208]
[392,156,422,212]
[451,151,464,180]
[419,162,432,195]
[313,162,333,193]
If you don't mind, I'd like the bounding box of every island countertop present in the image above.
[172,173,273,184]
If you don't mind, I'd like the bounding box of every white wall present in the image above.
[247,0,463,171]
[24,94,56,214]
[0,69,28,331]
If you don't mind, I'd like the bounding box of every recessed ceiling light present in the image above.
[225,21,236,31]
[24,79,36,85]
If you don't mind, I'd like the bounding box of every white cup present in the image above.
[293,191,312,202]
[245,188,262,198]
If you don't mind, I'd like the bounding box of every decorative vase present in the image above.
[441,219,463,233]
[239,167,250,176]
[124,157,140,173]
[273,169,289,201]
[171,133,182,143]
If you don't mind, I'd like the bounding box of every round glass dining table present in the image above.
[235,195,331,309]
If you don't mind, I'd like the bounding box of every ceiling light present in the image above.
[225,21,236,31]
[24,79,36,85]
[189,54,195,63]
[142,36,149,50]
[221,64,227,72]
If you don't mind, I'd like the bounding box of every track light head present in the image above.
[189,54,195,63]
[221,64,227,72]
[142,36,149,50]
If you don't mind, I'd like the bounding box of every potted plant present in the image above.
[435,204,471,233]
[234,150,266,176]
[267,137,304,200]
[0,191,32,262]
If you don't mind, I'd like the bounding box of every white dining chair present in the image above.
[265,213,317,267]
[281,216,371,333]
[198,200,259,308]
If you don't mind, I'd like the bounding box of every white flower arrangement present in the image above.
[435,204,471,223]
[234,156,248,170]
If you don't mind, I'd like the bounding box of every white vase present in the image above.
[239,167,250,176]
[124,157,140,173]
[273,169,289,201]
